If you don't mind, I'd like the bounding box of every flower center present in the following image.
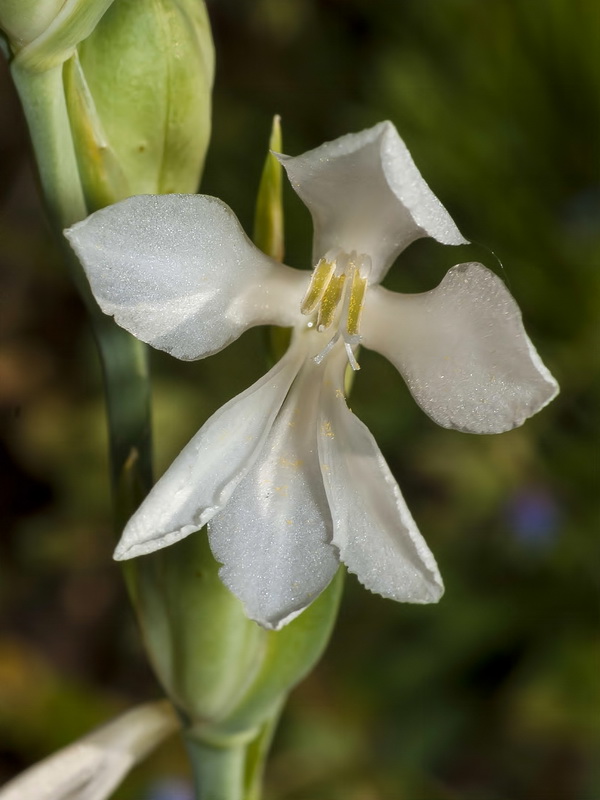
[300,250,371,370]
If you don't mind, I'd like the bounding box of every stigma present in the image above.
[300,250,371,370]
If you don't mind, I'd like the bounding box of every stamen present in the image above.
[302,250,369,372]
[313,332,340,365]
[317,272,346,331]
[346,265,368,337]
[300,258,335,315]
[344,340,360,371]
[345,255,371,338]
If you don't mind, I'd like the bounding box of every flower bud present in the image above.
[64,0,214,209]
[4,0,214,214]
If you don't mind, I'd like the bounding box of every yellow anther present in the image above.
[317,273,346,331]
[346,266,368,336]
[300,258,336,315]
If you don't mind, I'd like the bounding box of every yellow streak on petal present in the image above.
[279,457,303,468]
[321,421,334,438]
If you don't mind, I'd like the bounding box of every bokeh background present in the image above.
[1,0,598,798]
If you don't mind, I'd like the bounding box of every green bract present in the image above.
[0,0,64,50]
[1,0,115,69]
[127,534,343,743]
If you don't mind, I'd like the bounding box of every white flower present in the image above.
[65,121,558,630]
[0,701,179,800]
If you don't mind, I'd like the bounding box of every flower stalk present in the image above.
[9,59,154,523]
[126,122,345,798]
[185,738,247,800]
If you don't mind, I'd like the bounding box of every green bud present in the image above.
[5,0,214,217]
[65,0,214,209]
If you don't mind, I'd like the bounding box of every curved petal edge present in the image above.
[318,348,444,604]
[114,346,304,560]
[278,121,466,281]
[65,194,304,361]
[208,358,339,630]
[362,263,559,434]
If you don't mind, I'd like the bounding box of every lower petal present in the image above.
[362,263,559,434]
[318,350,443,603]
[114,346,304,560]
[208,360,339,630]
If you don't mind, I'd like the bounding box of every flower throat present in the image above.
[300,250,371,370]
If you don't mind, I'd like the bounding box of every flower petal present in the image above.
[277,121,466,282]
[362,262,559,433]
[208,360,339,630]
[317,348,443,603]
[0,701,178,800]
[114,346,304,560]
[65,194,306,360]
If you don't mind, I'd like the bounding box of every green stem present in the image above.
[185,736,247,800]
[93,317,152,525]
[10,63,86,228]
[243,701,284,800]
[11,60,153,517]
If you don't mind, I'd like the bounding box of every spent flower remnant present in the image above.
[66,122,558,630]
[0,701,179,800]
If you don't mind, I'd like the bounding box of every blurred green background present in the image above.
[0,0,598,798]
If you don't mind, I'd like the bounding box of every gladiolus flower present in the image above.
[65,122,558,629]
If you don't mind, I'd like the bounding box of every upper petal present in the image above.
[208,358,339,630]
[362,262,559,433]
[65,194,307,360]
[0,701,178,800]
[114,344,304,560]
[277,121,466,282]
[318,346,443,604]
